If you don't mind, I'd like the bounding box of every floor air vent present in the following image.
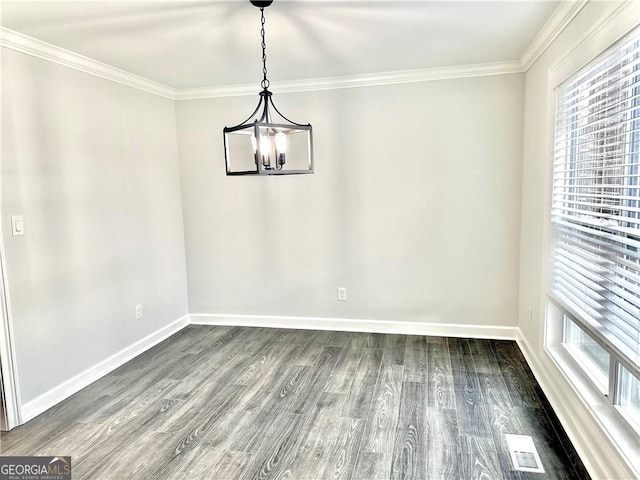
[505,434,545,473]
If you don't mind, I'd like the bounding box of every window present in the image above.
[550,25,640,435]
[618,364,640,431]
[562,315,610,393]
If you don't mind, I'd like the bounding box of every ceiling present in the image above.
[1,1,560,90]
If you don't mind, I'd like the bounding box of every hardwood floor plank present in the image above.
[149,376,247,435]
[327,331,353,347]
[324,346,366,394]
[232,364,309,453]
[491,341,541,408]
[105,326,217,378]
[234,342,308,414]
[67,388,190,476]
[138,397,187,433]
[162,383,247,448]
[326,332,370,350]
[451,354,492,438]
[290,346,343,414]
[162,324,236,356]
[2,328,588,480]
[361,364,404,454]
[314,417,365,480]
[403,348,428,383]
[385,334,408,350]
[426,407,461,479]
[80,378,177,425]
[285,392,346,479]
[342,348,384,419]
[352,452,390,480]
[349,333,371,350]
[40,391,116,427]
[174,384,247,440]
[294,330,333,366]
[106,328,249,399]
[459,435,504,480]
[367,333,386,348]
[468,338,502,375]
[405,335,429,350]
[447,337,472,357]
[476,372,513,408]
[84,431,176,480]
[427,341,455,409]
[382,334,406,365]
[233,336,295,386]
[25,422,107,459]
[390,382,427,480]
[155,445,253,480]
[0,394,113,455]
[144,385,252,479]
[111,326,245,386]
[210,450,253,479]
[406,335,444,349]
[241,412,309,480]
[71,406,182,479]
[134,329,257,402]
[197,409,256,470]
[272,328,312,346]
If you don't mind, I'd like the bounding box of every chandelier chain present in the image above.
[260,7,270,89]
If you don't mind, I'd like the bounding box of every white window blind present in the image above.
[551,26,640,373]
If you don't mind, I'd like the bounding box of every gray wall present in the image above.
[0,47,524,405]
[176,75,524,326]
[1,49,189,404]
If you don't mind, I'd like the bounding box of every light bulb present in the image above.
[259,135,271,152]
[274,132,287,153]
[259,135,271,168]
[274,132,287,168]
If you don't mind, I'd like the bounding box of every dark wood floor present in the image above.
[1,326,589,479]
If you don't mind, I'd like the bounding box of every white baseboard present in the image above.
[21,315,189,422]
[189,313,518,340]
[515,330,638,480]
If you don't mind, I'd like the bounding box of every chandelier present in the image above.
[223,0,314,176]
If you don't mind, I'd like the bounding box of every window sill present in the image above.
[561,342,609,395]
[545,342,640,477]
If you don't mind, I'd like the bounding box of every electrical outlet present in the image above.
[527,307,533,324]
[136,304,143,320]
[337,287,347,301]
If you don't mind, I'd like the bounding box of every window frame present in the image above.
[542,17,640,477]
[562,314,611,395]
[556,302,640,435]
[546,300,640,443]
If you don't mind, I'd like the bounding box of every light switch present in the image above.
[11,215,24,236]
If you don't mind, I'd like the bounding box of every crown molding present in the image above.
[520,0,589,71]
[1,1,610,98]
[175,61,524,100]
[0,28,176,99]
[0,27,524,101]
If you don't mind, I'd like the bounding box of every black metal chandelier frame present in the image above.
[223,0,314,176]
